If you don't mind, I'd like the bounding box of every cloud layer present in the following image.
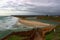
[0,0,60,16]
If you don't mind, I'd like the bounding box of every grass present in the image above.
[46,31,54,40]
[8,35,23,40]
[7,25,60,40]
[7,35,28,40]
[46,24,60,40]
[39,16,60,20]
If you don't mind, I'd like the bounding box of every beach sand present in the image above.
[19,19,52,28]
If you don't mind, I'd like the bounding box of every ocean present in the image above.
[0,16,33,31]
[0,16,19,31]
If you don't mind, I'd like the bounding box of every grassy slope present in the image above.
[7,35,28,40]
[7,25,60,40]
[46,31,54,40]
[40,16,60,21]
[42,16,60,40]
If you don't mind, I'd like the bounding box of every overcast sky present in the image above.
[0,0,60,16]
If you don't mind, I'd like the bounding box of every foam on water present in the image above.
[0,16,34,31]
[0,16,19,31]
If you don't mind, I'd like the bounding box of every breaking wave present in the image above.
[0,16,19,31]
[0,16,33,31]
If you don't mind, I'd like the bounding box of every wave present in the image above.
[0,16,19,31]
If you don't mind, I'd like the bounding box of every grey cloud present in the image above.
[0,0,60,15]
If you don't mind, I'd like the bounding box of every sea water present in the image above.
[0,16,19,31]
[0,16,34,31]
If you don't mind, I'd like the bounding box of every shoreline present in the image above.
[19,19,52,28]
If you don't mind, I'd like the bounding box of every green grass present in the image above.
[8,35,22,40]
[46,24,60,40]
[39,16,60,20]
[7,35,27,40]
[46,31,54,40]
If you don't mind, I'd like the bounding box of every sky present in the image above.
[0,0,60,16]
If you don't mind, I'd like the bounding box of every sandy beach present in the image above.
[19,19,52,28]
